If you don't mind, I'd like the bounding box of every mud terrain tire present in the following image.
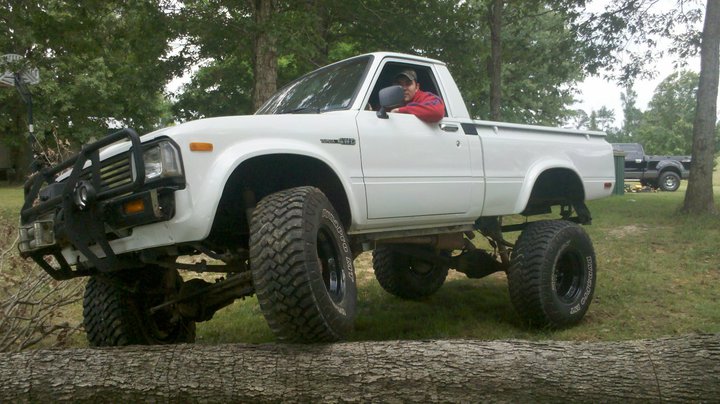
[83,267,195,346]
[507,220,596,328]
[250,186,357,342]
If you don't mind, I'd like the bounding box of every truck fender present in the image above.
[655,159,683,175]
[513,159,584,213]
[181,138,361,242]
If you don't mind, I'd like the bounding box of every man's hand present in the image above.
[390,108,400,113]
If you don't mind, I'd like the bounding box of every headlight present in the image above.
[142,141,183,181]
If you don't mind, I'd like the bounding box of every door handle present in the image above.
[439,123,459,132]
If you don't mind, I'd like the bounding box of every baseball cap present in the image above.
[394,69,417,83]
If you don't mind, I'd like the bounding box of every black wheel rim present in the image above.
[317,227,345,303]
[553,249,585,304]
[408,258,436,277]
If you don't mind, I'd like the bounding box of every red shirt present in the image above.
[396,90,445,123]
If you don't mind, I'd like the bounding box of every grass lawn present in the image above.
[1,171,719,347]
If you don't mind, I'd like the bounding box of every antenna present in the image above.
[1,54,43,172]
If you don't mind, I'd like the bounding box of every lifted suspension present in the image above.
[149,271,255,322]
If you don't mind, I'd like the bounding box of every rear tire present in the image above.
[83,266,196,346]
[250,186,357,342]
[658,171,681,192]
[507,220,596,328]
[372,245,448,299]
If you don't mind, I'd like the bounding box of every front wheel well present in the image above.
[207,154,351,249]
[522,168,585,216]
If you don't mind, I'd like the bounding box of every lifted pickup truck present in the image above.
[613,143,691,192]
[19,52,615,345]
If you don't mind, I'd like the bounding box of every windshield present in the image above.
[256,55,372,115]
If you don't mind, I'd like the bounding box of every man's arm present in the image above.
[395,92,445,123]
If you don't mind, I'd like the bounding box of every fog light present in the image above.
[73,181,96,210]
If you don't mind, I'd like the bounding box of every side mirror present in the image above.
[376,85,404,119]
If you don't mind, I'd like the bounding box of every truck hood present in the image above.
[112,111,353,151]
[58,111,354,181]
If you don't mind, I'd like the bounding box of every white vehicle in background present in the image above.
[19,52,615,345]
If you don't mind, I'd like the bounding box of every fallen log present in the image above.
[0,334,718,402]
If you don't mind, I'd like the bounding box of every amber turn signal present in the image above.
[123,199,145,215]
[190,142,213,152]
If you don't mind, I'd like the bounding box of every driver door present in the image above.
[356,110,472,219]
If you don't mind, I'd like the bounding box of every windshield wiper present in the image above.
[279,106,320,114]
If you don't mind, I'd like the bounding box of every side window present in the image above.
[366,62,446,116]
[621,144,642,160]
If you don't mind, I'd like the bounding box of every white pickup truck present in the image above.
[19,52,615,345]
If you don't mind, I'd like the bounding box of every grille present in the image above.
[78,152,134,195]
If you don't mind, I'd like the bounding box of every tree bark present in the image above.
[0,334,719,402]
[488,0,503,121]
[251,0,278,112]
[683,0,720,214]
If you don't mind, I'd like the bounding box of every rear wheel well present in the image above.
[659,166,681,177]
[522,168,585,216]
[207,154,351,249]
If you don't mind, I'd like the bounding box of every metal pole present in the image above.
[14,72,40,173]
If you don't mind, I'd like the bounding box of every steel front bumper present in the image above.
[19,128,185,279]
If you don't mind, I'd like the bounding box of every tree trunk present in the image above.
[251,0,278,112]
[0,334,719,402]
[488,0,503,121]
[682,0,720,214]
[9,110,32,182]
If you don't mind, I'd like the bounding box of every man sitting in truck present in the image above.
[390,69,445,123]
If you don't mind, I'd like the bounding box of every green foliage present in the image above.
[565,108,590,129]
[0,1,178,149]
[637,71,698,155]
[567,105,625,141]
[571,71,715,150]
[588,106,616,131]
[484,4,585,125]
[618,84,642,142]
[169,0,255,118]
[572,0,705,83]
[172,57,254,121]
[173,0,588,125]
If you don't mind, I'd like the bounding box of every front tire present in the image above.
[658,171,681,192]
[372,245,448,299]
[507,220,596,328]
[250,186,357,342]
[83,267,196,346]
